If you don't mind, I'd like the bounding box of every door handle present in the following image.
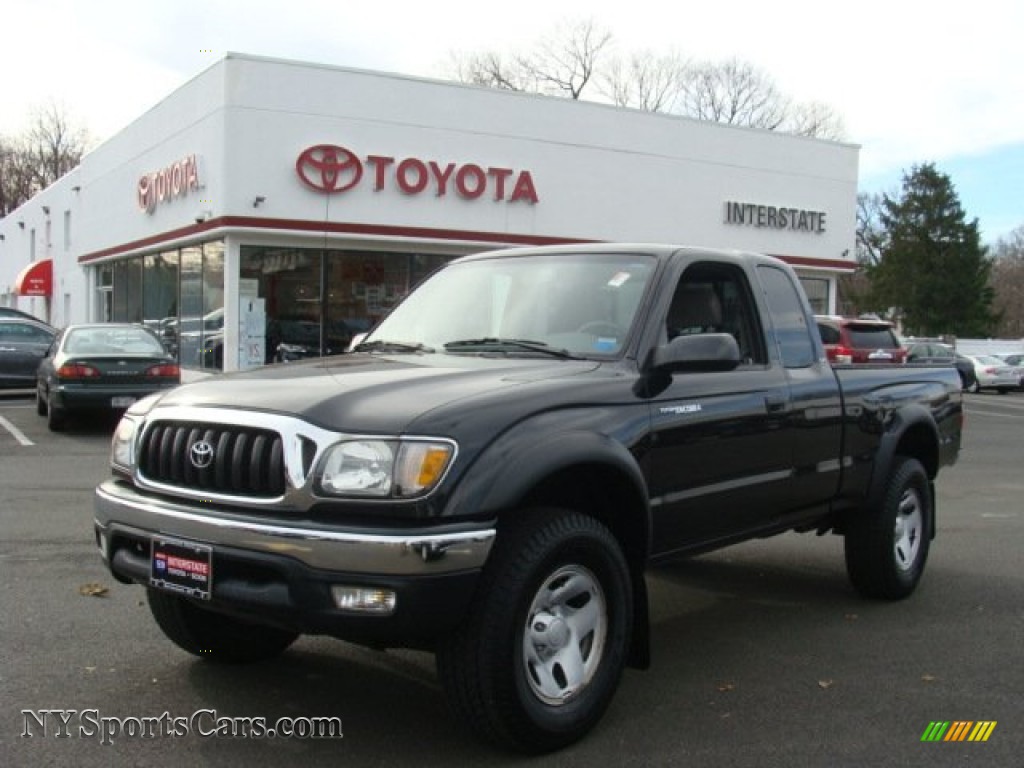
[765,394,787,413]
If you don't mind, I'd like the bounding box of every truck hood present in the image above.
[152,353,602,434]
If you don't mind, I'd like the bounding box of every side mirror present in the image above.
[652,333,741,373]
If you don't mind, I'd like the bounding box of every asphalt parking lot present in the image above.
[1,388,1021,767]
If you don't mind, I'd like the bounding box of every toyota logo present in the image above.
[189,440,215,470]
[296,144,363,193]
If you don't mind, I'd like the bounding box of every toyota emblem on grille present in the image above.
[190,440,215,469]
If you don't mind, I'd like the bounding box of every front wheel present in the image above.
[146,589,298,663]
[437,509,632,754]
[844,456,931,600]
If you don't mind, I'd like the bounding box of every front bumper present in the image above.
[94,479,495,647]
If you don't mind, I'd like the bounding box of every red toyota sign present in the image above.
[138,154,201,214]
[296,144,538,204]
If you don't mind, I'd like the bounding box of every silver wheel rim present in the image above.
[893,487,924,573]
[522,564,608,706]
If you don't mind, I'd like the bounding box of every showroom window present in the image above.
[105,239,224,370]
[240,246,451,364]
[798,277,830,315]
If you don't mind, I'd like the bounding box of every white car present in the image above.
[962,354,1021,393]
[994,353,1024,391]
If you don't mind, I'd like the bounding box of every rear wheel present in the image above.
[146,589,298,663]
[437,509,632,753]
[845,456,931,600]
[46,394,66,431]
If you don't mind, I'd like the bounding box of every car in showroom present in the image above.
[815,315,907,364]
[904,341,978,391]
[36,323,181,430]
[959,353,1021,394]
[0,317,57,389]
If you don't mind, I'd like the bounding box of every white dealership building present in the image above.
[0,53,859,372]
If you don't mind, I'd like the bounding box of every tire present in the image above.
[845,456,931,600]
[35,388,46,416]
[46,395,66,431]
[437,509,632,754]
[967,379,980,394]
[146,589,298,664]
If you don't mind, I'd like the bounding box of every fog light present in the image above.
[331,586,397,615]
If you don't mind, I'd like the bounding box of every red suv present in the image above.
[815,315,906,364]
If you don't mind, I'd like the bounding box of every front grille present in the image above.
[138,421,286,498]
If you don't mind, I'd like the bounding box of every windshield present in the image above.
[363,252,656,358]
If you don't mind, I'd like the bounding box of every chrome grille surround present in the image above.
[130,405,456,512]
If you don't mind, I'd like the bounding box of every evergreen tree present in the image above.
[865,163,995,337]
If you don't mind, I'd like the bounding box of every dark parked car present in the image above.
[36,323,180,430]
[815,315,907,364]
[905,341,977,391]
[0,318,56,388]
[0,307,52,324]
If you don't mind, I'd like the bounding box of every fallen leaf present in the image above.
[716,683,735,693]
[817,679,835,689]
[84,666,97,673]
[921,674,937,683]
[78,583,108,597]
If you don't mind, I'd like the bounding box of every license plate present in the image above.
[111,396,136,408]
[150,536,212,600]
[868,350,894,360]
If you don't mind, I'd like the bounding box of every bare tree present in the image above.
[0,137,38,216]
[855,192,886,266]
[677,58,787,129]
[0,102,89,214]
[602,50,688,112]
[444,20,845,140]
[514,18,613,100]
[990,225,1024,337]
[446,50,530,92]
[26,102,88,185]
[783,100,847,141]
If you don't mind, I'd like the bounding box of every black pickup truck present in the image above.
[94,244,963,752]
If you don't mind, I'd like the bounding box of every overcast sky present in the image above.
[3,0,1022,242]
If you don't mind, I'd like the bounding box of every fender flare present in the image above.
[445,426,653,668]
[864,404,940,536]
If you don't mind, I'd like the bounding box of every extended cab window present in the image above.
[756,265,817,368]
[665,263,766,365]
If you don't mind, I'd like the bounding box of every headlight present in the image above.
[111,416,140,471]
[318,439,455,499]
[110,394,162,472]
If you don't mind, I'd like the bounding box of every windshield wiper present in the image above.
[355,340,435,354]
[443,338,582,359]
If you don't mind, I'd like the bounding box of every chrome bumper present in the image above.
[94,479,495,576]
